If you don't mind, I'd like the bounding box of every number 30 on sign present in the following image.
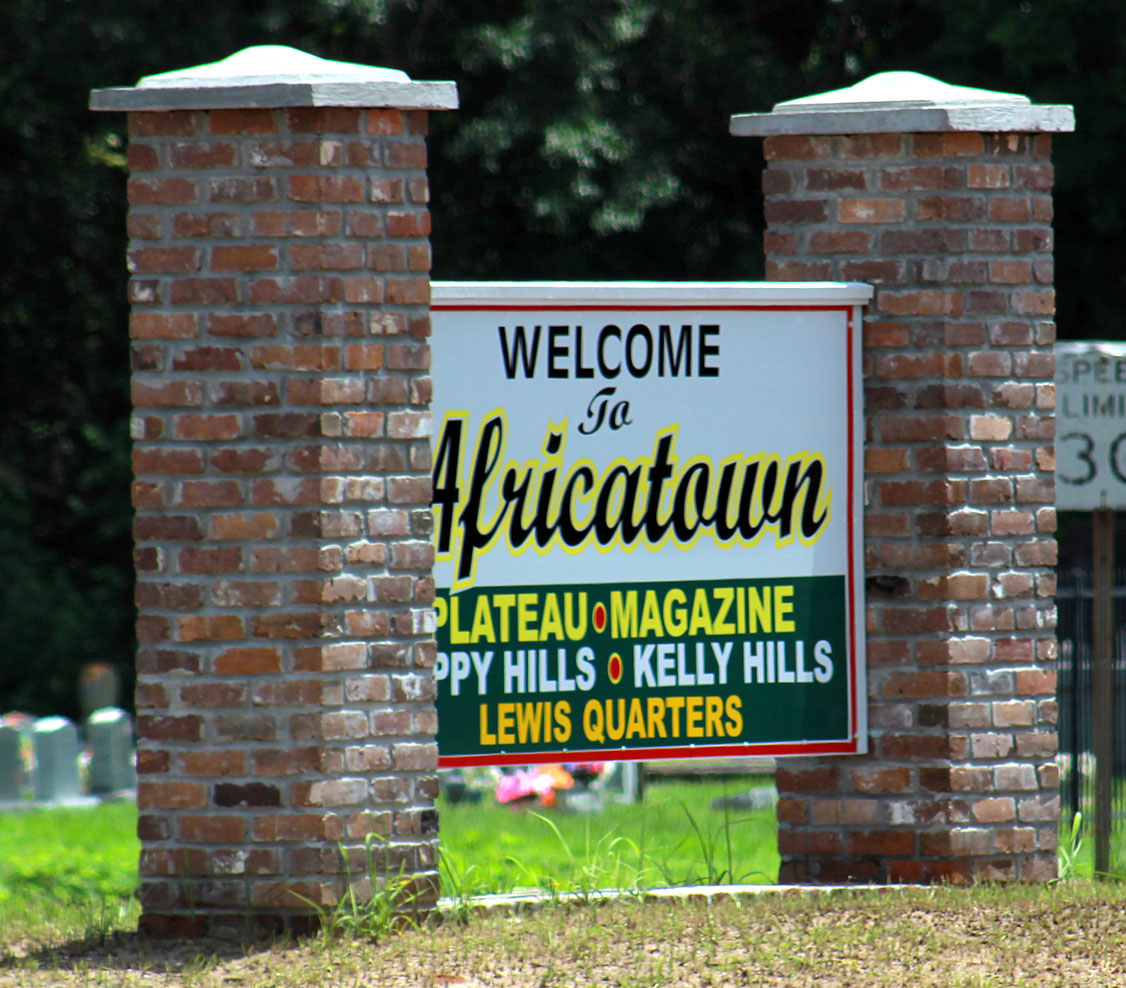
[1057,341,1126,510]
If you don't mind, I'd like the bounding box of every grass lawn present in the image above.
[4,782,1121,986]
[0,776,777,921]
[440,775,779,894]
[3,883,1126,986]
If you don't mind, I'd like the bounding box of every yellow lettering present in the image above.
[611,591,637,638]
[688,589,713,636]
[775,585,795,632]
[470,596,495,642]
[639,590,663,637]
[450,596,471,644]
[583,700,605,744]
[493,593,516,640]
[713,588,735,635]
[554,700,572,742]
[725,695,743,737]
[606,698,626,741]
[646,697,667,738]
[479,704,497,745]
[515,701,544,744]
[665,696,685,736]
[517,593,539,641]
[496,703,516,745]
[625,698,647,739]
[564,593,587,641]
[685,696,704,738]
[663,588,688,637]
[541,593,564,641]
[747,587,771,633]
[705,695,724,736]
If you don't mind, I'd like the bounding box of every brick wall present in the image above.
[126,106,437,935]
[762,131,1059,883]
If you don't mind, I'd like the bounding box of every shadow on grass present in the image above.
[0,927,297,977]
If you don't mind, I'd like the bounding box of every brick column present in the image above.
[732,73,1074,883]
[93,46,457,936]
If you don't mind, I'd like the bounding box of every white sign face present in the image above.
[1056,342,1126,510]
[430,282,870,765]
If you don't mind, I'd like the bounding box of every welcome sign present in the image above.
[431,282,870,766]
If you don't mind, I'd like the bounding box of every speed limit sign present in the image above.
[1056,341,1126,510]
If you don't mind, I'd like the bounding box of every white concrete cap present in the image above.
[731,70,1073,136]
[91,44,458,111]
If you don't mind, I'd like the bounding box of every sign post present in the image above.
[430,282,870,766]
[1056,341,1126,877]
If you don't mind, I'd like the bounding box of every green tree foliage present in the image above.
[0,0,1121,715]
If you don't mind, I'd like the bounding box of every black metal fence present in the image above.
[1056,568,1126,833]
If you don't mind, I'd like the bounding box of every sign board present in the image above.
[1056,341,1126,510]
[430,282,870,766]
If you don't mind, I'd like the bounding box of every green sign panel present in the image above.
[436,576,848,764]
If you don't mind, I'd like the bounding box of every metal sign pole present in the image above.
[1093,506,1114,877]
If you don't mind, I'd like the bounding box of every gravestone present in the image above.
[32,717,81,803]
[0,724,21,801]
[87,707,136,794]
[79,663,120,725]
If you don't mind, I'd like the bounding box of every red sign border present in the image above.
[431,299,864,766]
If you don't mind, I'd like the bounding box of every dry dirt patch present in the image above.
[3,884,1126,987]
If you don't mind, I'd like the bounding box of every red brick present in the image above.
[214,646,283,675]
[139,781,207,810]
[177,480,243,508]
[849,830,915,856]
[178,683,246,708]
[989,197,1032,222]
[289,175,364,203]
[880,166,960,191]
[850,767,911,793]
[967,164,1009,189]
[883,671,966,698]
[764,199,829,224]
[762,135,833,160]
[177,816,247,843]
[211,245,279,272]
[209,109,277,135]
[170,278,240,305]
[208,177,277,203]
[207,314,278,338]
[178,614,243,642]
[129,177,197,205]
[130,111,197,137]
[170,142,237,169]
[776,767,839,793]
[386,211,431,237]
[129,246,200,274]
[877,290,962,316]
[178,546,242,574]
[290,243,364,271]
[288,107,362,133]
[173,414,242,441]
[210,513,280,540]
[132,380,203,407]
[134,515,203,542]
[132,448,204,475]
[171,347,242,372]
[252,209,342,237]
[973,798,1016,823]
[839,198,906,223]
[916,196,985,222]
[809,230,872,254]
[912,132,983,157]
[248,276,343,305]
